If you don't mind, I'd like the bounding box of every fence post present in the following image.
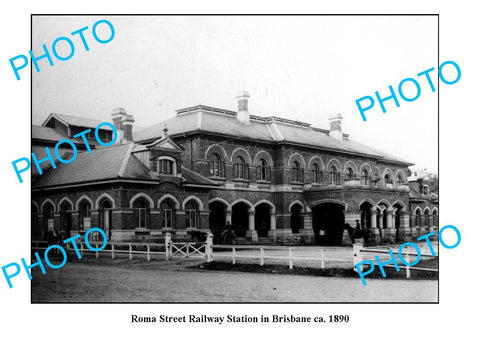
[129,244,132,260]
[186,244,189,258]
[405,253,411,279]
[147,245,151,262]
[206,232,213,263]
[95,244,99,259]
[289,248,293,270]
[320,249,325,269]
[80,241,84,257]
[260,248,264,266]
[112,244,115,260]
[165,233,171,260]
[352,243,363,272]
[232,248,236,265]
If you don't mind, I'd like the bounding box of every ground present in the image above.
[31,254,438,303]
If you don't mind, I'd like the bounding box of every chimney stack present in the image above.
[328,113,343,140]
[236,90,250,124]
[111,108,135,143]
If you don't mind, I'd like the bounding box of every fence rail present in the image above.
[212,245,350,270]
[33,237,437,279]
[355,243,439,278]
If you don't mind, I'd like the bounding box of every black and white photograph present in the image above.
[1,2,477,348]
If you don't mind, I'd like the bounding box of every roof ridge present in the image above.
[118,143,135,177]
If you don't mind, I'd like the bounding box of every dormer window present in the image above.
[423,185,429,195]
[159,159,174,174]
[154,156,176,176]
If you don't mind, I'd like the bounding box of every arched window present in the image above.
[424,208,431,227]
[362,169,369,186]
[161,200,175,229]
[292,161,301,182]
[415,208,422,227]
[384,173,392,186]
[79,200,91,230]
[346,167,354,180]
[43,202,54,232]
[330,166,340,185]
[99,199,113,233]
[133,198,150,229]
[311,163,321,183]
[432,209,438,227]
[397,174,403,185]
[234,156,247,179]
[259,159,268,181]
[185,201,198,229]
[208,153,222,177]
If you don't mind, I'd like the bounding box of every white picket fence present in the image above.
[212,245,350,270]
[354,242,439,278]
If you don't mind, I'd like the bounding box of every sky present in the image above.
[32,15,439,172]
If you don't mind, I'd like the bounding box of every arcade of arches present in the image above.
[33,192,438,246]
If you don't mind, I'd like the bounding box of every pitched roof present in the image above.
[32,125,81,144]
[133,106,412,165]
[32,143,156,189]
[42,113,112,130]
[181,166,219,187]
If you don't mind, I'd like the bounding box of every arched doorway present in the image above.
[393,203,403,242]
[290,204,303,235]
[99,199,113,239]
[255,203,271,237]
[360,202,373,231]
[231,202,249,237]
[209,201,227,234]
[312,202,345,245]
[60,201,72,237]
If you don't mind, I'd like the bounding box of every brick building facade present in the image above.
[32,92,438,245]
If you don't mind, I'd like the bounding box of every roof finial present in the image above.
[162,124,168,136]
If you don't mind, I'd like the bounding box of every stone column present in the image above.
[398,210,411,242]
[299,210,314,244]
[382,208,395,244]
[225,210,232,225]
[369,208,380,245]
[246,209,258,242]
[268,210,277,241]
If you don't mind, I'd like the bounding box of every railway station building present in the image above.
[32,92,438,245]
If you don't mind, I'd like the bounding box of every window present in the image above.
[415,209,422,227]
[43,202,54,232]
[161,200,174,229]
[362,169,369,186]
[424,210,430,227]
[423,185,429,195]
[158,159,174,174]
[432,209,438,226]
[330,166,340,185]
[292,161,301,182]
[79,200,91,229]
[259,159,268,181]
[185,202,198,229]
[384,174,392,186]
[133,198,149,229]
[311,163,320,183]
[209,153,222,177]
[346,167,354,180]
[234,156,247,179]
[397,175,403,185]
